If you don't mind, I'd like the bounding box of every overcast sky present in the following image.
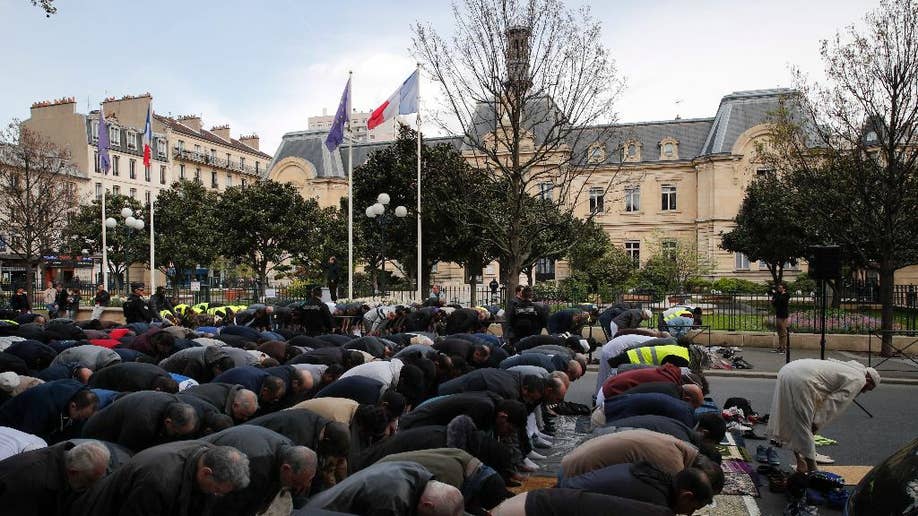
[0,0,878,154]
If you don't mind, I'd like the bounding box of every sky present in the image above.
[0,0,879,154]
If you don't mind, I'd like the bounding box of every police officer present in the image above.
[299,286,334,336]
[122,283,159,324]
[506,286,547,345]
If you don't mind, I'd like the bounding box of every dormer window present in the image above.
[865,130,878,142]
[126,130,138,150]
[659,137,679,160]
[109,126,120,146]
[91,121,99,142]
[588,143,606,164]
[622,139,642,163]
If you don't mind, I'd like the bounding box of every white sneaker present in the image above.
[527,450,548,460]
[535,431,554,441]
[815,453,835,464]
[533,436,552,449]
[521,457,541,471]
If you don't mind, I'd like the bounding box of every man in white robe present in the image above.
[767,359,879,472]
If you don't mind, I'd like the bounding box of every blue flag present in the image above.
[98,104,111,174]
[325,77,351,152]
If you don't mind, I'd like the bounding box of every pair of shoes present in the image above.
[815,453,835,464]
[768,469,789,492]
[527,450,548,461]
[756,445,769,463]
[727,421,752,432]
[521,457,540,471]
[767,447,781,466]
[550,400,591,416]
[532,436,552,449]
[535,430,554,441]
[743,429,766,440]
[732,357,753,369]
[774,348,786,353]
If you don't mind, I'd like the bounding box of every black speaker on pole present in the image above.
[807,245,842,280]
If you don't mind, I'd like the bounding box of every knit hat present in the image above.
[0,371,20,392]
[641,308,653,319]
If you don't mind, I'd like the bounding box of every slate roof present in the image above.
[267,89,793,175]
[154,114,273,160]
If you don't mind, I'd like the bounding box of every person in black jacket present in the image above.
[91,284,110,321]
[0,440,111,516]
[121,283,158,324]
[53,284,69,319]
[506,286,547,344]
[325,256,341,302]
[148,286,174,316]
[9,287,30,314]
[298,286,334,336]
[398,391,526,437]
[0,379,99,443]
[80,391,198,451]
[771,283,791,353]
[87,362,178,393]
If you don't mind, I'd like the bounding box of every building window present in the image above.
[756,167,774,177]
[94,151,100,173]
[211,171,218,188]
[536,258,555,280]
[179,164,186,180]
[144,165,151,182]
[112,185,120,196]
[662,239,677,259]
[90,120,99,142]
[194,144,201,154]
[589,187,605,214]
[625,185,640,212]
[110,127,120,146]
[659,137,679,160]
[240,157,245,170]
[588,144,605,164]
[625,241,640,264]
[539,182,553,201]
[241,178,248,187]
[178,140,185,152]
[225,173,232,188]
[129,188,136,199]
[210,149,216,162]
[160,166,167,185]
[129,159,136,179]
[226,153,231,168]
[255,162,260,173]
[661,184,677,211]
[195,168,201,182]
[156,138,166,158]
[145,190,151,206]
[127,130,138,150]
[95,182,102,200]
[735,253,750,271]
[622,139,642,162]
[112,156,120,176]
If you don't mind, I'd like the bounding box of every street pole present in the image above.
[820,279,828,360]
[380,215,387,297]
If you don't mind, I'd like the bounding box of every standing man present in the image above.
[91,284,110,321]
[53,284,69,320]
[767,359,879,473]
[43,281,58,318]
[122,283,158,324]
[771,283,790,353]
[489,277,500,303]
[325,256,341,302]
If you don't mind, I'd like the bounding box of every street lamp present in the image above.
[366,193,407,296]
[107,207,145,293]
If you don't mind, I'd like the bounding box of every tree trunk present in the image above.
[469,276,478,307]
[879,262,896,357]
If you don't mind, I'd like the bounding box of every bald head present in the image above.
[291,368,314,394]
[418,480,465,516]
[279,445,318,495]
[65,441,110,490]
[231,389,259,422]
[680,384,704,409]
[566,360,583,381]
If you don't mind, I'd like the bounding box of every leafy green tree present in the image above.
[720,175,808,284]
[634,234,711,297]
[216,180,322,297]
[761,0,918,355]
[292,203,349,288]
[566,220,636,301]
[63,194,147,289]
[152,180,221,291]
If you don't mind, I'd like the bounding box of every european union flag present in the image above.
[325,77,351,152]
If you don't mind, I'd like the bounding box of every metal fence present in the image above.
[4,279,918,336]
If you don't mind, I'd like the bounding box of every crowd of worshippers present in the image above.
[0,281,722,516]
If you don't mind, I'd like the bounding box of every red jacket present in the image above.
[602,363,682,398]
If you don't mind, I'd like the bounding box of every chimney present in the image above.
[239,133,260,151]
[29,97,77,118]
[177,115,202,132]
[211,124,231,142]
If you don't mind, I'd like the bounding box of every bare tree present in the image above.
[413,0,626,301]
[29,0,56,16]
[0,122,78,294]
[762,0,918,356]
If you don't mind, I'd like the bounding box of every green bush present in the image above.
[684,277,714,293]
[788,272,816,294]
[711,277,769,294]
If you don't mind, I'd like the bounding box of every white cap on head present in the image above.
[641,308,652,319]
[866,367,881,386]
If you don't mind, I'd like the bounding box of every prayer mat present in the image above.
[722,471,761,497]
[693,495,761,516]
[507,475,558,494]
[820,465,873,485]
[531,414,594,477]
[718,445,747,461]
[813,434,838,446]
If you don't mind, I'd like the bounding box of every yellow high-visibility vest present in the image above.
[626,344,690,366]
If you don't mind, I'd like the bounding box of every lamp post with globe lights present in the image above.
[105,207,145,294]
[365,193,407,296]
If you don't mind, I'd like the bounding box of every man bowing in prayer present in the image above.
[767,359,879,473]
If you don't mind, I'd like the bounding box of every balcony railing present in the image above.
[172,148,260,175]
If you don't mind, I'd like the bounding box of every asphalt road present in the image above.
[564,371,918,516]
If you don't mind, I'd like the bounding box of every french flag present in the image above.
[142,103,153,167]
[367,70,419,130]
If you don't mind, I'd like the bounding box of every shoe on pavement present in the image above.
[767,447,781,467]
[532,436,552,449]
[527,450,547,461]
[815,453,835,464]
[756,445,769,463]
[535,430,554,441]
[521,458,540,471]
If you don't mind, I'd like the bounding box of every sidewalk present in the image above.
[706,347,918,384]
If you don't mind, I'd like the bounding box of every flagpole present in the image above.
[101,187,109,290]
[416,63,423,303]
[347,71,354,301]
[148,101,155,292]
